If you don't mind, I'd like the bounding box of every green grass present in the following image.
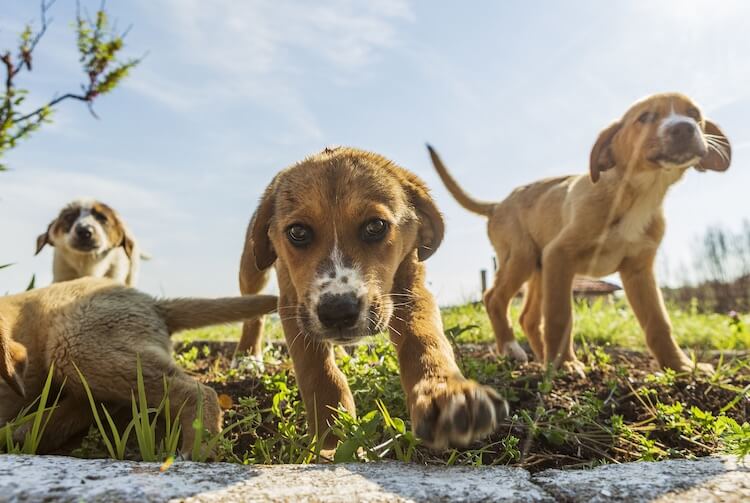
[4,298,749,469]
[177,299,750,352]
[441,298,750,351]
[174,316,284,344]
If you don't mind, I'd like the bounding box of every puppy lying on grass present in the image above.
[0,278,277,456]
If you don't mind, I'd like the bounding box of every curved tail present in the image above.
[0,318,27,397]
[427,145,495,217]
[155,294,278,334]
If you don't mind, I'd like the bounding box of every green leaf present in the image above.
[333,438,360,463]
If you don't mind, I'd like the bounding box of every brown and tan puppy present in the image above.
[0,278,277,456]
[36,198,146,287]
[238,147,508,450]
[429,92,731,375]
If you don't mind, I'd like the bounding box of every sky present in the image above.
[2,0,750,305]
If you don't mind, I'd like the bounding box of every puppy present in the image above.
[429,92,731,375]
[0,278,277,455]
[36,198,146,287]
[237,147,508,451]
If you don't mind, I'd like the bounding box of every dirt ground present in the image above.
[177,340,750,471]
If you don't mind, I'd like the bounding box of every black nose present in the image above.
[317,293,361,330]
[75,225,93,240]
[669,122,696,143]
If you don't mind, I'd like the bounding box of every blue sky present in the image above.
[2,0,750,304]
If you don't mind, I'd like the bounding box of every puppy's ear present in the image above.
[405,180,445,261]
[589,121,621,183]
[35,221,55,255]
[251,182,278,270]
[121,233,136,259]
[696,120,731,172]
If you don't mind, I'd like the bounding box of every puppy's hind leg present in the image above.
[13,396,92,453]
[484,249,534,363]
[71,349,222,459]
[235,247,271,367]
[519,271,544,361]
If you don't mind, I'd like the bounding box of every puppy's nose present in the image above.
[669,122,696,143]
[75,225,93,240]
[317,293,361,329]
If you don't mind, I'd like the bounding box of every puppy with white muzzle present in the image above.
[35,198,146,287]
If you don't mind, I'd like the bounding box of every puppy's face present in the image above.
[252,148,443,345]
[590,93,731,182]
[36,199,133,258]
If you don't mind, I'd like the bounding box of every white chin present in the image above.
[659,157,699,170]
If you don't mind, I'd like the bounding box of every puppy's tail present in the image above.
[427,144,495,217]
[0,317,27,398]
[155,295,278,334]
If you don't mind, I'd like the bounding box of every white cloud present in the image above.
[126,0,414,140]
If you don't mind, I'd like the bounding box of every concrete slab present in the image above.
[533,455,750,503]
[0,454,747,502]
[0,455,547,503]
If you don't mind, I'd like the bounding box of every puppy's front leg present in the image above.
[389,256,508,450]
[280,296,355,450]
[541,243,583,375]
[620,256,712,373]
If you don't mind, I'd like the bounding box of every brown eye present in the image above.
[637,111,657,124]
[91,210,108,223]
[286,224,313,247]
[361,218,388,242]
[686,107,701,121]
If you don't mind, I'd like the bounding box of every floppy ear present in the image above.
[35,221,55,255]
[250,182,278,270]
[696,119,731,172]
[121,233,136,259]
[589,121,621,183]
[405,181,445,261]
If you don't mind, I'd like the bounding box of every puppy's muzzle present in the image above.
[317,293,361,330]
[656,120,707,165]
[72,224,98,250]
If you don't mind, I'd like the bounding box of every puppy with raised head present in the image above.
[429,92,731,375]
[36,198,146,287]
[238,147,508,450]
[0,278,277,456]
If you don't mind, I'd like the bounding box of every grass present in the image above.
[2,298,749,469]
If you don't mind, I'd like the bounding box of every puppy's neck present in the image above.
[55,246,117,275]
[613,163,687,203]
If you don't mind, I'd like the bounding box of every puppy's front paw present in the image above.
[231,354,266,374]
[501,340,528,363]
[411,377,508,450]
[562,359,586,378]
[669,359,715,375]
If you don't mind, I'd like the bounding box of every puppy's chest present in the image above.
[612,191,663,243]
[583,185,667,277]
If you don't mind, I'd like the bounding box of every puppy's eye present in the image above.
[361,218,389,242]
[637,111,657,124]
[686,107,701,121]
[286,224,313,247]
[91,210,108,223]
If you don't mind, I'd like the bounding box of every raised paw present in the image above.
[411,377,509,450]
